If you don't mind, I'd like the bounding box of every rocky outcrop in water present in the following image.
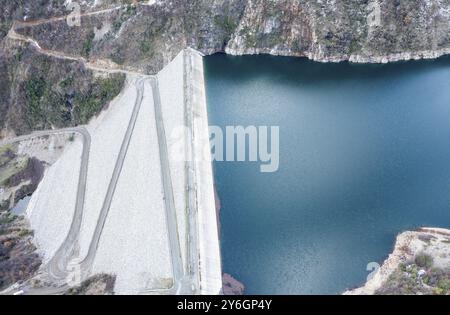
[345,228,450,295]
[222,273,245,295]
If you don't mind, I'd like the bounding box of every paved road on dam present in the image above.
[1,74,194,295]
[1,14,203,295]
[1,76,146,293]
[147,77,190,295]
[0,127,91,293]
[184,49,200,294]
[79,77,146,275]
[78,75,190,294]
[45,78,149,283]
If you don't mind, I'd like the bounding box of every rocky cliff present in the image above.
[226,0,450,63]
[1,0,449,135]
[345,228,450,295]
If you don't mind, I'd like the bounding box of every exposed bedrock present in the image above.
[1,1,449,135]
[222,273,245,295]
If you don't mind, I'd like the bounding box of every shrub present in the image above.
[73,75,125,124]
[0,213,17,224]
[0,200,9,212]
[25,77,46,121]
[82,31,95,58]
[437,278,450,294]
[415,253,434,269]
[140,41,152,54]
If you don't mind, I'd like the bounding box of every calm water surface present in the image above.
[204,54,450,294]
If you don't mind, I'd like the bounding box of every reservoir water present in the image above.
[204,54,450,294]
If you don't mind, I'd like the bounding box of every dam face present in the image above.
[24,49,221,294]
[205,54,450,294]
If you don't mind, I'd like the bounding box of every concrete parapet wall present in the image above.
[185,48,223,295]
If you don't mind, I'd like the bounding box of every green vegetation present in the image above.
[0,199,9,212]
[25,77,47,127]
[65,274,116,295]
[0,22,8,40]
[349,39,361,54]
[415,253,434,269]
[139,41,152,54]
[82,31,96,58]
[59,76,74,88]
[138,17,169,58]
[377,254,450,295]
[112,20,122,32]
[73,75,125,124]
[0,155,29,186]
[25,75,68,129]
[110,46,126,65]
[0,213,41,291]
[0,145,12,155]
[239,26,258,48]
[0,145,15,167]
[13,48,24,64]
[0,212,17,225]
[435,278,450,294]
[18,229,32,237]
[23,64,125,131]
[112,4,137,32]
[214,15,238,38]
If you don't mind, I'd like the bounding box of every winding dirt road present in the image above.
[2,15,202,293]
[1,75,196,295]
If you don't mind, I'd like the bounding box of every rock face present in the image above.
[226,0,450,63]
[12,1,450,69]
[64,274,116,295]
[345,228,450,295]
[222,273,245,295]
[0,144,45,212]
[0,37,125,137]
[0,213,41,291]
[1,1,449,135]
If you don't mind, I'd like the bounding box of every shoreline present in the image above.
[189,48,223,294]
[221,47,450,65]
[213,184,246,295]
[344,227,450,295]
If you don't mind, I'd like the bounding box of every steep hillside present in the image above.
[1,0,449,135]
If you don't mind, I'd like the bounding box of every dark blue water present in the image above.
[204,54,450,294]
